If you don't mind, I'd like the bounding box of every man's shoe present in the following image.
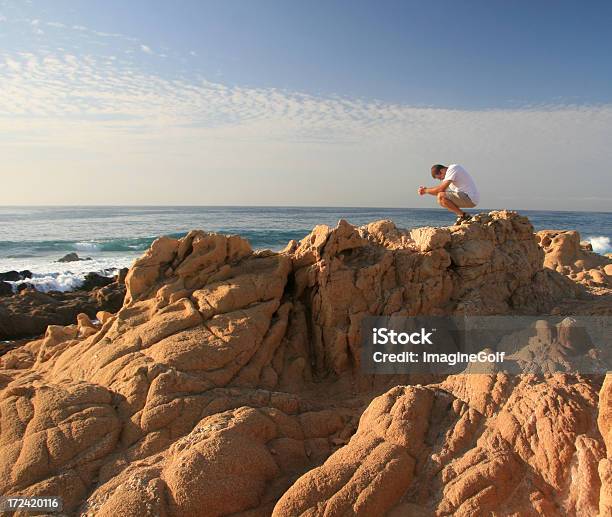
[454,213,472,225]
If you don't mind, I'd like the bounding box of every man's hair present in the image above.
[431,164,446,178]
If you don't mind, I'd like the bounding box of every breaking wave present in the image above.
[587,236,611,255]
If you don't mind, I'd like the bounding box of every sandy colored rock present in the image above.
[0,211,609,516]
[537,229,612,289]
[599,375,612,516]
[276,374,604,516]
[409,225,451,252]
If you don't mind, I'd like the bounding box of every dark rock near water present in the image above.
[57,252,92,263]
[81,272,114,291]
[0,264,128,339]
[92,282,125,311]
[0,271,21,282]
[0,270,32,282]
[0,281,125,340]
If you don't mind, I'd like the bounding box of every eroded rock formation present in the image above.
[276,373,608,516]
[0,211,610,516]
[537,229,612,290]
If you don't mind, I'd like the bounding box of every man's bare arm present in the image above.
[423,179,451,195]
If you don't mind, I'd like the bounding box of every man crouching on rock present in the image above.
[418,163,480,224]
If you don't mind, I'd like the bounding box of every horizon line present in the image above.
[0,204,611,215]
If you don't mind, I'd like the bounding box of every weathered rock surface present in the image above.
[276,374,604,516]
[537,229,612,290]
[599,375,612,516]
[0,211,609,516]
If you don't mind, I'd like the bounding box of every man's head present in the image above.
[431,164,447,180]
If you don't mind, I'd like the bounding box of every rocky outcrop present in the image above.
[0,211,609,516]
[537,230,612,289]
[58,252,92,263]
[0,280,125,340]
[0,270,32,282]
[80,272,115,291]
[276,374,604,516]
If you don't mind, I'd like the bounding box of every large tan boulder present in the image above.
[537,229,612,289]
[275,374,604,516]
[0,211,607,515]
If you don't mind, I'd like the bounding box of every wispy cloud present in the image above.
[2,47,610,147]
[4,57,20,71]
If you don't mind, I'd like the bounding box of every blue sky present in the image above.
[1,0,611,209]
[5,0,612,107]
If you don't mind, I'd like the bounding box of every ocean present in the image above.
[1,206,610,292]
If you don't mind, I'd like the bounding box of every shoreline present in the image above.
[2,236,610,297]
[0,263,127,342]
[1,213,610,343]
[2,208,611,267]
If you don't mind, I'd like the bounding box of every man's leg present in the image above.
[437,192,464,216]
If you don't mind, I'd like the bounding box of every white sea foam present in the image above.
[587,236,611,255]
[9,272,86,292]
[1,253,137,293]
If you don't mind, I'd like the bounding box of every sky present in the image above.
[1,0,611,210]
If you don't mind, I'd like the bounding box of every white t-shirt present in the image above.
[445,164,480,205]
